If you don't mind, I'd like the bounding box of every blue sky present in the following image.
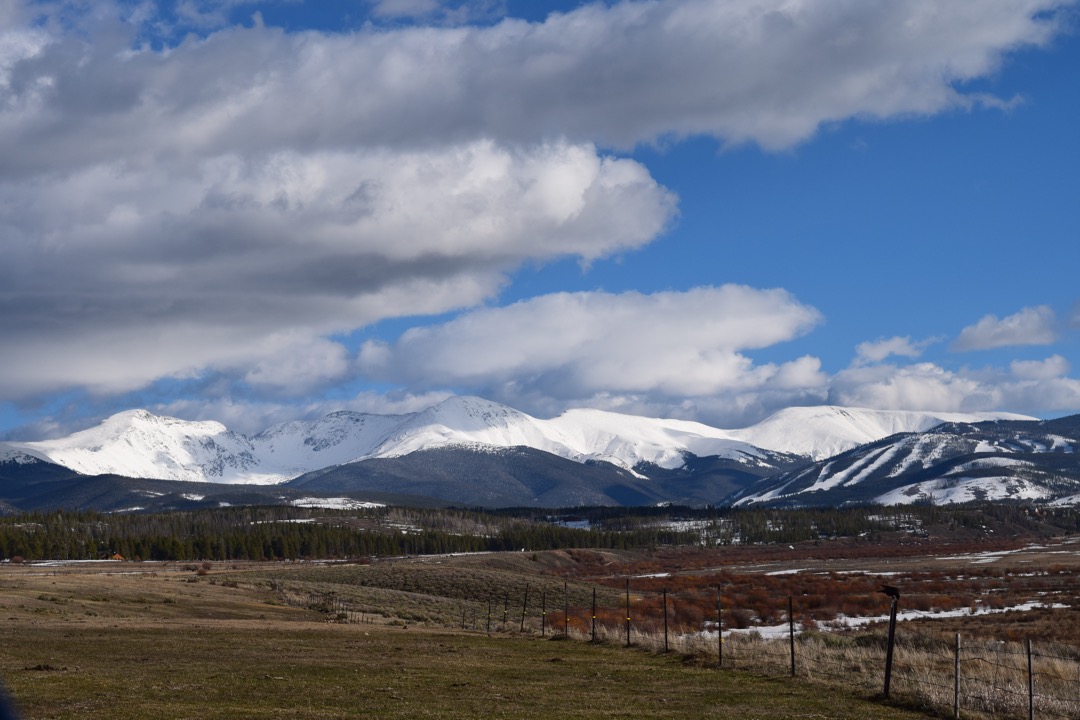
[1,0,1079,438]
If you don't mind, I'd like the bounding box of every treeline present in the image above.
[0,506,701,562]
[2,503,1078,562]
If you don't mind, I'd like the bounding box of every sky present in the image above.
[1,0,1079,439]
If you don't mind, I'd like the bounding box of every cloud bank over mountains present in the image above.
[1,0,1078,437]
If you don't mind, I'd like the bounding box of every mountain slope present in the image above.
[726,406,1034,460]
[8,398,1030,487]
[289,446,661,508]
[735,415,1080,507]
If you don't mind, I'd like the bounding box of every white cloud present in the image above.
[854,336,934,365]
[952,305,1058,351]
[1,0,1075,421]
[152,389,456,436]
[358,285,826,410]
[1011,354,1069,381]
[244,336,350,392]
[0,0,1067,171]
[832,362,996,412]
[0,140,674,397]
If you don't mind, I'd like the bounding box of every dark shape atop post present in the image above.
[879,584,901,599]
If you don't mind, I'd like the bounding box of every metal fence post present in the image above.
[954,633,961,720]
[1027,639,1034,720]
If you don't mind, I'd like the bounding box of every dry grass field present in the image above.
[3,531,1080,719]
[0,559,935,720]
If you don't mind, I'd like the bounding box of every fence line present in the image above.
[270,577,1080,720]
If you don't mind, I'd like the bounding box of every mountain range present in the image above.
[4,396,1077,511]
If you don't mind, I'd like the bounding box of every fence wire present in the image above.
[272,577,1080,720]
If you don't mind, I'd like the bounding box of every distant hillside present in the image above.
[734,415,1080,507]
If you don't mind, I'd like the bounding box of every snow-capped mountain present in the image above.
[16,410,267,483]
[0,441,50,466]
[725,405,1033,461]
[734,415,1080,507]
[10,397,1032,486]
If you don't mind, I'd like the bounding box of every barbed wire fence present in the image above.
[271,575,1080,719]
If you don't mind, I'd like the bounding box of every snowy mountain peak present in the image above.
[728,405,1033,460]
[0,441,48,465]
[6,399,1037,487]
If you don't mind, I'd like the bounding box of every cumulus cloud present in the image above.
[832,362,996,412]
[0,0,1068,172]
[830,354,1080,418]
[0,140,674,397]
[1011,354,1070,381]
[952,306,1059,351]
[358,285,827,409]
[854,336,935,365]
[1,0,1075,425]
[152,389,456,436]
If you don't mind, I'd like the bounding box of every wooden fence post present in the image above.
[520,584,530,633]
[883,596,898,699]
[717,585,723,669]
[541,589,547,637]
[788,595,795,677]
[564,581,568,637]
[591,588,597,643]
[625,578,631,647]
[663,588,669,653]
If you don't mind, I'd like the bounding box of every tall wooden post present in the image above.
[663,588,669,653]
[883,596,898,698]
[520,583,530,633]
[788,595,796,677]
[541,589,547,637]
[625,578,631,647]
[591,588,597,643]
[717,585,723,668]
[564,580,568,637]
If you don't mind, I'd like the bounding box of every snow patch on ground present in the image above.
[876,475,1052,505]
[290,497,386,510]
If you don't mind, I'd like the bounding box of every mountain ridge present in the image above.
[10,397,1032,486]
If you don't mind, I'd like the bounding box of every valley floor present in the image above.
[0,560,933,720]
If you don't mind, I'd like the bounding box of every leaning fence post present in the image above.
[880,585,900,699]
[520,584,530,633]
[954,633,960,720]
[788,595,795,677]
[1027,638,1034,720]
